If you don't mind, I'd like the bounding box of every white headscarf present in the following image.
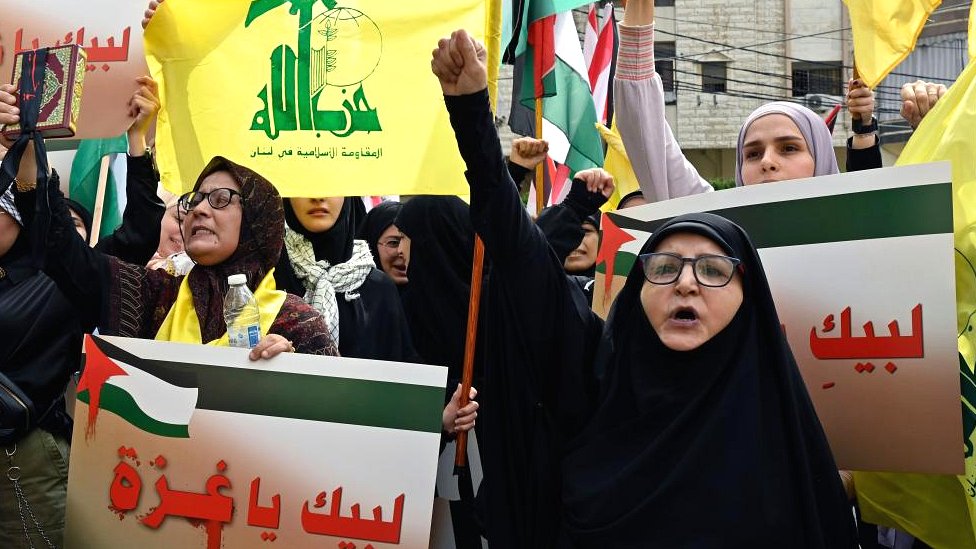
[734,101,839,187]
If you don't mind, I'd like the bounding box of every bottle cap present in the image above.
[227,274,247,286]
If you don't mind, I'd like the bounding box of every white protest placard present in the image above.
[64,335,447,548]
[594,163,963,474]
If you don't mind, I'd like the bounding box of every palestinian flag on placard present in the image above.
[78,334,447,440]
[79,335,198,439]
[592,212,645,314]
[508,3,603,176]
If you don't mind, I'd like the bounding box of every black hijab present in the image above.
[395,196,476,379]
[561,212,857,548]
[283,196,366,265]
[357,201,402,266]
[567,214,600,278]
[64,198,93,244]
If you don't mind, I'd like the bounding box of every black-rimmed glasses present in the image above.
[639,252,742,287]
[178,188,243,213]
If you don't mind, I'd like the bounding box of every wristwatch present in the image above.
[852,116,878,135]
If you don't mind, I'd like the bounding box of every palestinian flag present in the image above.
[592,212,644,317]
[508,4,604,176]
[68,135,131,240]
[79,335,198,439]
[78,334,448,440]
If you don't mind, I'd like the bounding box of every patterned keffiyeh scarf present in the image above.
[284,226,374,344]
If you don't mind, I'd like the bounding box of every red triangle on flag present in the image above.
[79,334,129,439]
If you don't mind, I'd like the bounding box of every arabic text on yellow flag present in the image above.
[853,56,976,549]
[842,0,942,88]
[144,0,484,197]
[596,121,640,212]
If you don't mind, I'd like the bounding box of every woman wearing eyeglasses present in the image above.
[357,201,409,286]
[432,30,857,547]
[21,154,337,358]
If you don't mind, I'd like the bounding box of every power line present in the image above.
[654,28,959,83]
[667,60,908,99]
[570,5,969,53]
[650,13,969,52]
[668,65,904,102]
[666,78,903,117]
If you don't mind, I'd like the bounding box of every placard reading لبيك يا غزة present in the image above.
[64,335,447,549]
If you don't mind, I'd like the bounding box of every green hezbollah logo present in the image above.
[246,0,382,140]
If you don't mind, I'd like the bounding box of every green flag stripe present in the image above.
[190,366,445,434]
[117,360,444,434]
[520,57,604,173]
[607,183,952,249]
[90,337,445,434]
[78,388,190,438]
[595,251,637,277]
[513,1,594,64]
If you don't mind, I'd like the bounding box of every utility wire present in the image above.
[654,28,959,83]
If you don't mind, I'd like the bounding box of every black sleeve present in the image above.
[28,171,110,329]
[845,135,882,172]
[507,159,530,187]
[536,205,586,266]
[94,153,164,264]
[366,270,422,363]
[445,91,563,284]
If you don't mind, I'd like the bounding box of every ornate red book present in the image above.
[3,44,86,139]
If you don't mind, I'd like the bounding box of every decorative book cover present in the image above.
[3,44,86,139]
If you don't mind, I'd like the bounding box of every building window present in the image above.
[655,42,676,104]
[655,0,675,6]
[791,61,842,97]
[701,62,727,93]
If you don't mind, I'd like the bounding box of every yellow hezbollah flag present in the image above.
[854,57,976,549]
[596,120,640,212]
[843,0,942,88]
[970,0,975,60]
[144,0,484,197]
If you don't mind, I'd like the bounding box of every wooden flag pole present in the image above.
[454,236,486,467]
[88,155,111,247]
[455,0,501,469]
[534,97,545,215]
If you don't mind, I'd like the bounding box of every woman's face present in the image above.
[290,197,345,233]
[377,223,409,285]
[158,204,184,257]
[68,209,89,242]
[640,232,744,351]
[740,114,816,185]
[182,171,242,266]
[565,221,599,273]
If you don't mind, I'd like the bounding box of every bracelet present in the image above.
[14,177,36,192]
[852,116,878,135]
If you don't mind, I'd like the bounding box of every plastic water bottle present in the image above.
[224,274,261,349]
